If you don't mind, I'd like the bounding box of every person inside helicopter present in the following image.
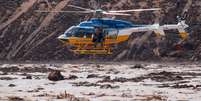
[92,27,105,48]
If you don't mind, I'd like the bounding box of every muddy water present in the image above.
[0,63,201,101]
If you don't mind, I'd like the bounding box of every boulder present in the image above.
[48,70,64,81]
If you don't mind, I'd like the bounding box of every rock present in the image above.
[48,70,64,81]
[8,84,16,87]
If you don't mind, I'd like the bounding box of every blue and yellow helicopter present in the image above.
[37,4,189,55]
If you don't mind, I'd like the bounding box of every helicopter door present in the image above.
[104,28,118,41]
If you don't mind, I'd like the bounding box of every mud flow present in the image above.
[0,63,201,101]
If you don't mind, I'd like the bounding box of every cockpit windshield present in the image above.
[64,26,78,37]
[64,26,95,38]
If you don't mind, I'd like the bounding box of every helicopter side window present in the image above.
[85,29,94,38]
[86,33,93,38]
[104,28,118,39]
[72,28,95,38]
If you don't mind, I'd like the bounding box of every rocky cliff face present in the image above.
[0,0,200,61]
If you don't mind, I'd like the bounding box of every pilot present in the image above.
[92,27,105,48]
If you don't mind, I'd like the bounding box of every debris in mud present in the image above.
[100,84,120,89]
[99,71,184,83]
[48,70,64,81]
[147,71,184,82]
[57,91,90,101]
[0,72,8,75]
[95,65,105,71]
[72,81,100,87]
[87,74,99,78]
[96,93,107,97]
[8,84,16,87]
[35,93,49,97]
[196,85,201,88]
[70,70,81,73]
[82,92,96,96]
[22,66,53,73]
[17,90,23,92]
[98,76,146,83]
[45,82,56,85]
[8,96,24,101]
[72,81,119,89]
[66,75,78,80]
[0,77,17,80]
[130,64,145,69]
[102,76,111,81]
[145,95,165,101]
[106,68,120,74]
[171,84,195,89]
[111,77,129,83]
[27,87,44,93]
[22,75,32,79]
[121,93,133,98]
[87,74,109,79]
[170,84,201,89]
[0,66,19,72]
[26,75,32,79]
[0,66,53,73]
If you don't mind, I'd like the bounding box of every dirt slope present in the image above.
[0,0,200,61]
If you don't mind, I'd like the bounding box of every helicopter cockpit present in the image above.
[64,26,95,38]
[64,25,120,39]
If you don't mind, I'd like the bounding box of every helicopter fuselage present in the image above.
[58,18,188,54]
[58,18,142,46]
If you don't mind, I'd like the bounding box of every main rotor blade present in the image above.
[103,12,131,16]
[35,10,94,13]
[109,8,161,13]
[67,4,94,11]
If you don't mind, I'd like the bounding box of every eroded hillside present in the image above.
[0,0,200,61]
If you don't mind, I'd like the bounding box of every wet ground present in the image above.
[0,62,201,101]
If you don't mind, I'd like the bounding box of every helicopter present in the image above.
[36,4,189,55]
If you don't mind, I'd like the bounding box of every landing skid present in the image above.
[72,48,112,55]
